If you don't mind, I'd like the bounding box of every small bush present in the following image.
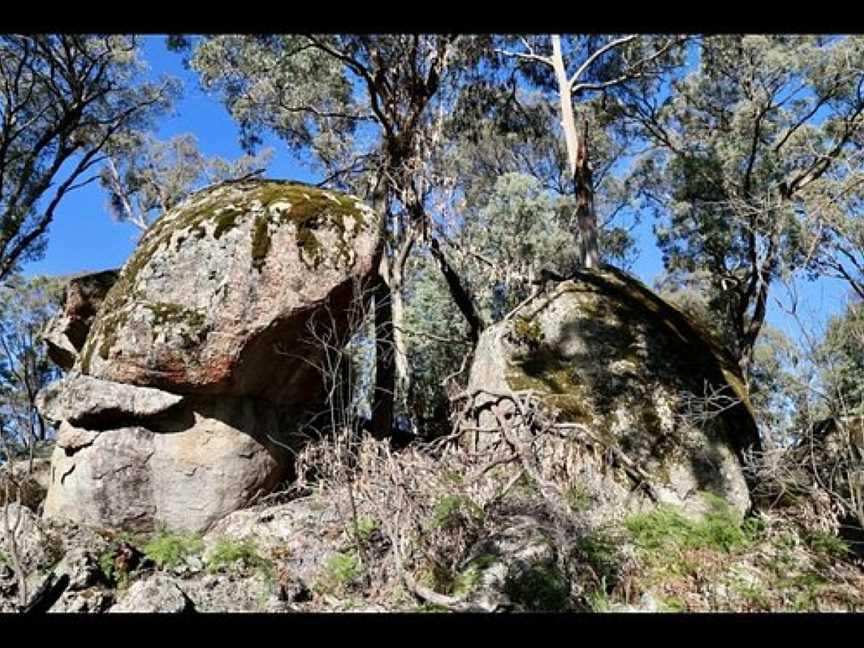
[805,531,851,559]
[659,595,687,612]
[565,484,592,512]
[452,554,498,598]
[143,530,204,569]
[431,494,484,531]
[206,537,269,573]
[317,551,362,593]
[348,516,378,543]
[505,561,570,611]
[575,528,621,585]
[731,580,770,610]
[98,551,116,582]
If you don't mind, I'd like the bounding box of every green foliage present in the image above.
[659,595,688,612]
[143,530,204,569]
[317,552,362,593]
[98,551,116,583]
[0,274,64,452]
[820,302,864,416]
[633,35,864,373]
[452,554,497,598]
[565,484,592,512]
[805,531,851,559]
[431,494,484,531]
[625,494,753,554]
[347,516,378,543]
[206,537,269,574]
[574,528,622,586]
[504,561,570,611]
[0,35,177,277]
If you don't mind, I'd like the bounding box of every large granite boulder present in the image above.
[465,267,760,518]
[42,393,288,533]
[77,179,380,407]
[42,270,119,370]
[38,179,382,533]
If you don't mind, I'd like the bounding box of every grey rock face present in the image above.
[42,396,288,533]
[36,373,185,428]
[109,575,192,613]
[204,496,340,586]
[78,179,380,409]
[38,179,382,534]
[466,267,759,519]
[43,269,119,370]
[0,503,51,571]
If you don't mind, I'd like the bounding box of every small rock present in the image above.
[55,547,101,591]
[109,575,192,613]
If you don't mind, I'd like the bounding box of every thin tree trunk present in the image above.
[429,237,484,344]
[574,131,599,269]
[372,266,395,439]
[551,35,600,270]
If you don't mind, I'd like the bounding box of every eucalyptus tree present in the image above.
[0,35,177,281]
[99,133,273,231]
[0,274,63,456]
[820,300,864,417]
[496,34,686,268]
[402,73,648,432]
[621,35,864,382]
[184,35,492,435]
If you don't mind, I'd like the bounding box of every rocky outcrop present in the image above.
[38,179,382,533]
[43,395,288,533]
[77,179,379,406]
[36,373,185,429]
[108,575,193,613]
[465,267,760,519]
[42,270,118,370]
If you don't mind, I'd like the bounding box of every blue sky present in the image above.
[21,36,320,278]
[20,36,854,341]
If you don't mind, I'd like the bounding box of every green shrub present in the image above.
[98,551,115,582]
[505,561,570,611]
[805,531,851,559]
[348,516,378,543]
[431,494,484,531]
[575,528,621,585]
[317,551,362,593]
[565,484,592,512]
[452,554,498,598]
[143,530,204,569]
[206,537,270,574]
[731,580,770,609]
[659,595,688,612]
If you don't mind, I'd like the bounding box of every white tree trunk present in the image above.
[551,35,600,270]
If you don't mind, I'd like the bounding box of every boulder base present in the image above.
[43,396,288,533]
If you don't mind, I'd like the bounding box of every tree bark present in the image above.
[429,237,484,344]
[551,35,600,270]
[371,266,395,439]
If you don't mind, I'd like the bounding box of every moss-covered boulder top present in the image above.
[466,266,760,518]
[76,179,381,406]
